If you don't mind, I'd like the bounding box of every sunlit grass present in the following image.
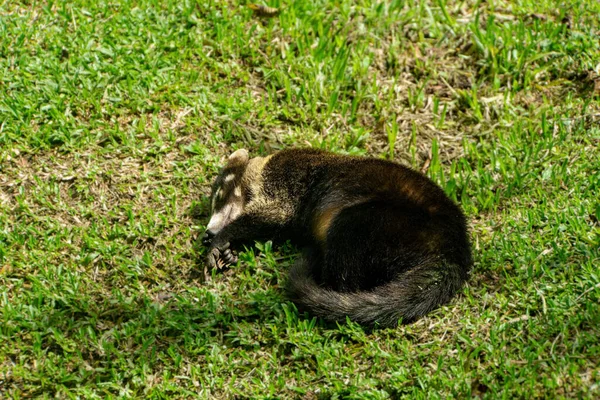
[1,0,599,398]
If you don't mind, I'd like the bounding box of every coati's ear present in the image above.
[227,149,249,167]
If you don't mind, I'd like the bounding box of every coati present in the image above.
[203,148,472,327]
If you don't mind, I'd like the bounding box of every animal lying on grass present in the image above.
[202,148,472,327]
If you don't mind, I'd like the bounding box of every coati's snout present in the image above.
[206,149,250,235]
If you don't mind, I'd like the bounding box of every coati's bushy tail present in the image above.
[286,257,468,327]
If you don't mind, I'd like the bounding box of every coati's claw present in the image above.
[207,241,236,269]
[222,248,238,265]
[207,247,222,269]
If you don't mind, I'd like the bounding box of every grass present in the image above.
[1,0,599,398]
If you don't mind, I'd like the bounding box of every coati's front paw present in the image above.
[207,241,238,269]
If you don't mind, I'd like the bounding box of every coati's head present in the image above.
[205,149,250,237]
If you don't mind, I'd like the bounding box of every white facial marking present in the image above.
[224,173,236,183]
[207,201,243,234]
[234,186,242,197]
[229,203,242,221]
[206,204,230,233]
[206,213,224,233]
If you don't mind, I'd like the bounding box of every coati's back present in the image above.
[204,148,472,327]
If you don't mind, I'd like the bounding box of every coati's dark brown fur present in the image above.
[204,148,472,327]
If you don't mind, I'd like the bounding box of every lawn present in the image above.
[1,0,599,398]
